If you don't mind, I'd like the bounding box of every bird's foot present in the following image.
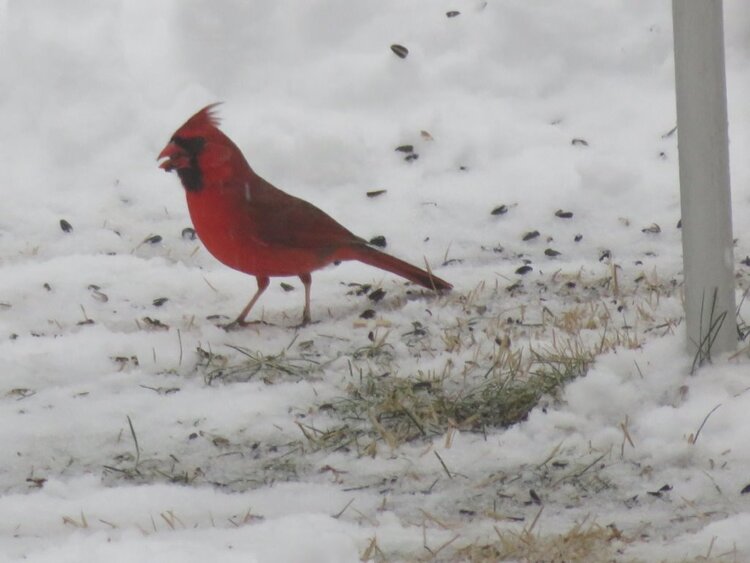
[293,318,319,329]
[291,310,317,329]
[220,319,272,331]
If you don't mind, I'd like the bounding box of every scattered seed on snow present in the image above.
[7,388,35,399]
[522,230,540,241]
[555,209,573,219]
[395,144,414,153]
[141,316,169,331]
[111,356,139,370]
[280,282,295,292]
[390,44,409,59]
[571,138,589,147]
[360,309,376,319]
[59,219,73,233]
[143,234,162,244]
[641,223,661,234]
[515,265,533,275]
[446,10,460,18]
[88,285,109,302]
[368,288,386,302]
[506,280,522,292]
[369,235,387,248]
[366,189,387,198]
[647,484,672,497]
[206,314,230,322]
[491,205,508,216]
[346,283,371,296]
[545,248,561,257]
[181,227,197,240]
[481,244,504,253]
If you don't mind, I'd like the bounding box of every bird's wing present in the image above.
[235,176,365,250]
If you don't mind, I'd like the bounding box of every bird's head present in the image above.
[158,103,225,192]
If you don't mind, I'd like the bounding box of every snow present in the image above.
[1,0,750,560]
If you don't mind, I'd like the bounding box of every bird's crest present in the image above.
[176,102,223,136]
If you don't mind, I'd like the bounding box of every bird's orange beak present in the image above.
[157,142,181,171]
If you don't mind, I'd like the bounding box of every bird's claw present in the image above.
[221,320,247,331]
[220,319,271,331]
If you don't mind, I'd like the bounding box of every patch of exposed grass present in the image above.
[102,451,200,486]
[102,435,308,490]
[307,267,681,455]
[454,518,626,563]
[196,344,325,385]
[305,337,595,452]
[361,516,629,563]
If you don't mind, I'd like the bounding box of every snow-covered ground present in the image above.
[2,1,750,560]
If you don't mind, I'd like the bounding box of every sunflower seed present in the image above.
[369,235,387,248]
[515,265,533,275]
[390,44,409,59]
[368,288,386,302]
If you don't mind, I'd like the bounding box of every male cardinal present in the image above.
[158,104,451,327]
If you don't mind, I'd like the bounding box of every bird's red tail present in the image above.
[343,245,452,291]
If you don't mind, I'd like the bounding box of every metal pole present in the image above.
[673,0,736,358]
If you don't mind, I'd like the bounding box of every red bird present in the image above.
[158,104,451,327]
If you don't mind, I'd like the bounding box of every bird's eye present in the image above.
[172,136,206,156]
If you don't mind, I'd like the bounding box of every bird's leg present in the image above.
[223,276,270,330]
[299,273,312,326]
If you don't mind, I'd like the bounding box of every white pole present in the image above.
[673,0,736,358]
